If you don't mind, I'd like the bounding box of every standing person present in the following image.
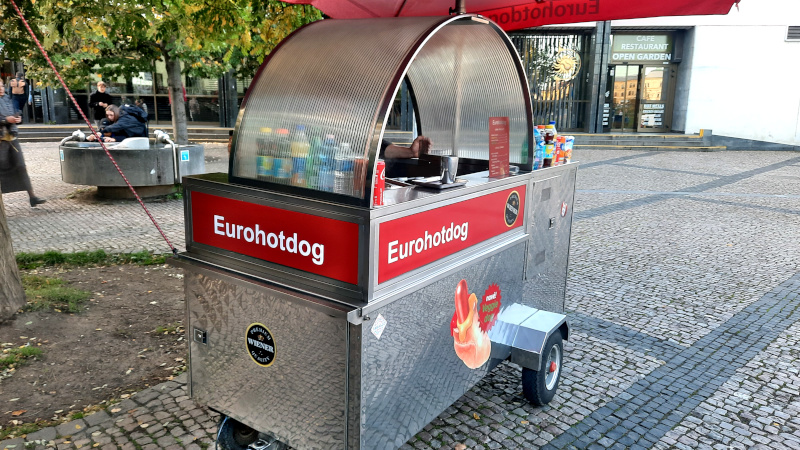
[0,80,46,207]
[88,81,113,128]
[134,98,149,137]
[9,72,29,116]
[134,98,148,117]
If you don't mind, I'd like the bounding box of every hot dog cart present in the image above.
[173,13,577,450]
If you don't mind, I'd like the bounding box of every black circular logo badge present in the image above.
[505,191,521,227]
[246,323,276,367]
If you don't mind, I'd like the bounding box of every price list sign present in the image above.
[489,117,509,178]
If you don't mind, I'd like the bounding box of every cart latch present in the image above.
[193,327,208,345]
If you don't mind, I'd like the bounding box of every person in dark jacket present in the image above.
[88,81,113,128]
[0,79,46,207]
[97,105,121,140]
[9,72,29,115]
[87,104,148,142]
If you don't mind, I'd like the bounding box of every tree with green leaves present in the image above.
[0,0,321,143]
[0,1,320,319]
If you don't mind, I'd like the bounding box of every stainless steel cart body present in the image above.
[175,13,577,450]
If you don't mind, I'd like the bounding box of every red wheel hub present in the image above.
[548,361,557,373]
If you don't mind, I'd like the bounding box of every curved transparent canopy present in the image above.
[231,15,532,204]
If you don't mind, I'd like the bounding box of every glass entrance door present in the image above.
[636,65,674,132]
[609,65,640,132]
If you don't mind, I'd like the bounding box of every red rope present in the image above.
[9,0,178,255]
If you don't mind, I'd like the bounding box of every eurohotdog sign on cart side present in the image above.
[190,192,360,284]
[378,185,526,284]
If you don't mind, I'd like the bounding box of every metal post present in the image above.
[585,21,611,133]
[219,70,239,128]
[449,0,466,15]
[43,87,56,124]
[400,82,411,131]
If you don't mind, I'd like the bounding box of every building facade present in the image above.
[1,58,249,127]
[4,0,798,148]
[513,0,799,147]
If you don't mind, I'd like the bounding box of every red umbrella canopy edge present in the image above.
[283,0,741,31]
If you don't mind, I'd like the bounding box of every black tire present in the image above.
[216,416,259,450]
[521,331,563,406]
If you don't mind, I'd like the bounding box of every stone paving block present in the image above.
[84,410,111,427]
[55,419,88,438]
[24,427,58,442]
[0,438,24,450]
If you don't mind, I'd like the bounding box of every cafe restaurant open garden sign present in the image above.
[611,34,674,63]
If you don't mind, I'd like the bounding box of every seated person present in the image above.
[99,104,119,129]
[87,103,148,142]
[380,135,431,159]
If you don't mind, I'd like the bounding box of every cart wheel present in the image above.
[216,416,258,450]
[521,331,563,406]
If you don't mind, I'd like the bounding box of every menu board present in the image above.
[489,117,509,178]
[640,103,666,128]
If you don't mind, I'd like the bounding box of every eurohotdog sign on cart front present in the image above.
[190,191,360,284]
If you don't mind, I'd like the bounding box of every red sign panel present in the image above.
[489,117,510,178]
[378,185,526,283]
[191,192,360,284]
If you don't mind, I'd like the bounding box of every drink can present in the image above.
[373,159,385,207]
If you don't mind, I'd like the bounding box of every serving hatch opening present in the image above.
[229,14,533,207]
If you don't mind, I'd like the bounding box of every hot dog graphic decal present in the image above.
[451,280,502,369]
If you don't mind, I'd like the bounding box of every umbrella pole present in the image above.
[449,0,466,15]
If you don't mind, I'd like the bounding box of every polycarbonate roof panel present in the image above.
[407,21,530,163]
[231,15,532,204]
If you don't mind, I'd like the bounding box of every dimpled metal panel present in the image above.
[185,270,349,448]
[358,244,525,449]
[524,165,578,313]
[407,21,530,163]
[233,16,446,196]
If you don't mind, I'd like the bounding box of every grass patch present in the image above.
[16,250,167,270]
[166,184,184,200]
[22,275,91,313]
[154,322,182,335]
[119,250,167,266]
[0,346,44,370]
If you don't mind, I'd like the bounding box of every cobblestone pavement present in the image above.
[3,144,800,449]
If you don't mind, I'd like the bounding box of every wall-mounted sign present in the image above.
[611,34,673,63]
[640,103,666,128]
[552,47,581,81]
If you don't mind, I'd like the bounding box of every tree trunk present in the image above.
[0,195,26,320]
[165,53,189,145]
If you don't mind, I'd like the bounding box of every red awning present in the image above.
[283,0,740,31]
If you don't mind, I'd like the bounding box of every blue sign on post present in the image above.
[181,150,190,162]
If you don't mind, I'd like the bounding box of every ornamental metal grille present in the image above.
[511,32,592,131]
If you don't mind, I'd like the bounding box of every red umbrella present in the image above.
[283,0,741,31]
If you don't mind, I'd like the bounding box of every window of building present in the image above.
[788,26,800,41]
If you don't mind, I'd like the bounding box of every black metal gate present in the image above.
[511,32,591,131]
